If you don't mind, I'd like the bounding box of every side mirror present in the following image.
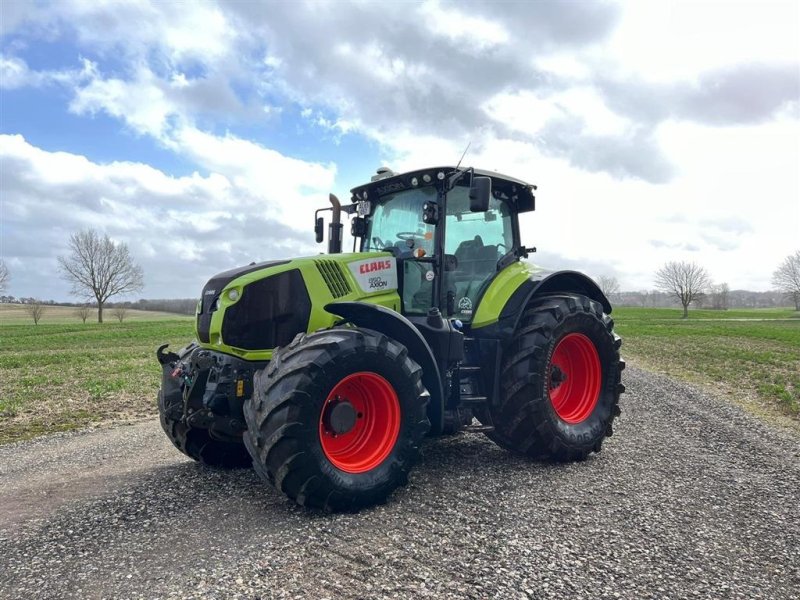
[351,216,366,238]
[315,217,324,243]
[469,176,491,212]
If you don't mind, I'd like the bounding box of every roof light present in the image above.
[422,174,431,183]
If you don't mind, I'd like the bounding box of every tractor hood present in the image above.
[195,253,401,361]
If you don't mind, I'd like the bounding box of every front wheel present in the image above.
[243,328,430,511]
[481,293,624,461]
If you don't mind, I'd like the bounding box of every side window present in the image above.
[445,189,512,320]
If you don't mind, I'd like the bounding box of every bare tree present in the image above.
[0,259,9,293]
[654,261,711,318]
[111,306,128,323]
[708,282,730,310]
[76,304,92,323]
[596,275,621,302]
[57,229,144,323]
[772,250,800,311]
[24,300,46,325]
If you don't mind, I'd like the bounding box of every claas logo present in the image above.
[359,260,392,274]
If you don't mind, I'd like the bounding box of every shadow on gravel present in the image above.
[5,429,610,548]
[146,432,579,516]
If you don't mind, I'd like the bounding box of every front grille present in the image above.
[315,260,352,298]
[221,269,311,350]
[196,259,289,343]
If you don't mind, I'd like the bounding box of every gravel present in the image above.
[1,366,798,599]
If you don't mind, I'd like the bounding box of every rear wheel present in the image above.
[481,293,624,460]
[243,328,430,511]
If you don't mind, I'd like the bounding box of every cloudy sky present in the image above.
[1,0,798,301]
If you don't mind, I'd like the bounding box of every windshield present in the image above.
[363,187,437,255]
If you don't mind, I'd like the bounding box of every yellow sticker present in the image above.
[236,380,244,397]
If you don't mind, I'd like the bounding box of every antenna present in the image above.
[455,141,471,171]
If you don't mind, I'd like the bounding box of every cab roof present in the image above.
[349,166,536,213]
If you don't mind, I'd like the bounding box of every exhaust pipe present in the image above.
[328,193,343,254]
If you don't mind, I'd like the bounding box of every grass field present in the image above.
[1,304,798,444]
[613,306,800,424]
[0,312,194,444]
[0,303,185,323]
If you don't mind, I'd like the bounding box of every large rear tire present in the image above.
[243,328,430,511]
[480,293,624,461]
[158,389,252,469]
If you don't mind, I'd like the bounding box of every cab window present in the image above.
[445,187,513,320]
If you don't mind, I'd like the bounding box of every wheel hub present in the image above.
[322,398,359,436]
[550,365,567,389]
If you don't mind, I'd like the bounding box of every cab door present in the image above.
[444,188,514,320]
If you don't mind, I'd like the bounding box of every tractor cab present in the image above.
[326,166,537,323]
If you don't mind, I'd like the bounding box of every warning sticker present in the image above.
[348,258,398,293]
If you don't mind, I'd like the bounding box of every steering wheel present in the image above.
[397,231,426,243]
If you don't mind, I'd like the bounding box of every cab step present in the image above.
[460,395,488,407]
[464,424,494,434]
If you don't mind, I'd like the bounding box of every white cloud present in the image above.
[606,0,800,82]
[65,58,337,232]
[0,134,330,299]
[0,54,95,89]
[70,66,176,138]
[173,126,336,230]
[482,91,562,137]
[419,0,510,51]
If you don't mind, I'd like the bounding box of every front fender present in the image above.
[324,302,445,435]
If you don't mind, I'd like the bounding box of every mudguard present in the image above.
[472,264,611,341]
[324,301,445,435]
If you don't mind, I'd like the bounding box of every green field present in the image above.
[0,314,194,443]
[0,303,185,323]
[1,305,798,444]
[613,307,800,423]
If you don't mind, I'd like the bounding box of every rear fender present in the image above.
[473,269,611,341]
[324,302,444,435]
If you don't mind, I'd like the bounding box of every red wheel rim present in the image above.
[548,333,601,424]
[319,372,401,473]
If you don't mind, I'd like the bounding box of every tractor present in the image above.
[156,165,624,511]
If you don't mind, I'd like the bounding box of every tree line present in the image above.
[595,251,800,317]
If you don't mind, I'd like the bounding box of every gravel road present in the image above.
[1,367,798,600]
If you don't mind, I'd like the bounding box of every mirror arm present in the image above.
[447,166,473,191]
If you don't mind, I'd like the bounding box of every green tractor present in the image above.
[156,165,624,511]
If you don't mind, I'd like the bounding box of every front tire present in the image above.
[481,294,624,461]
[243,328,430,511]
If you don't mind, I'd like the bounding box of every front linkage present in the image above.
[156,344,260,468]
